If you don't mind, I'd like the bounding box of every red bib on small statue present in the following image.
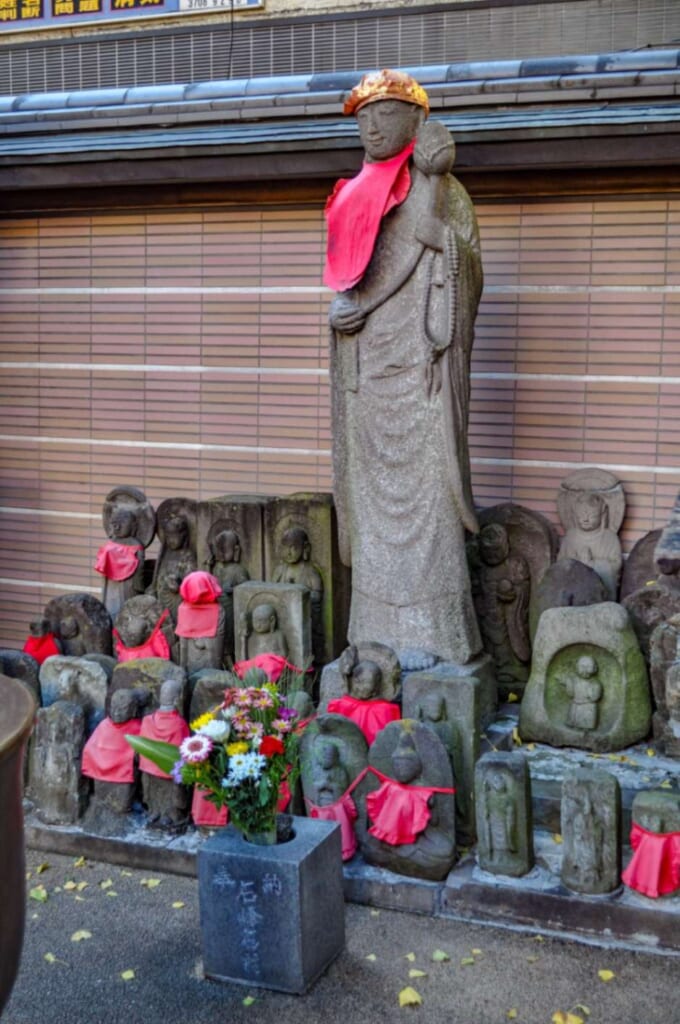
[326,695,401,746]
[138,710,190,779]
[324,142,414,292]
[621,822,680,898]
[308,792,358,861]
[366,778,435,845]
[233,653,308,684]
[192,787,229,827]
[113,610,171,662]
[94,540,143,581]
[23,633,60,665]
[81,717,141,784]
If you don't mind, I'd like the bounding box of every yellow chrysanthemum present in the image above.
[227,741,250,756]
[190,711,215,732]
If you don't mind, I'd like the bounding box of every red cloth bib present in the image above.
[113,610,171,662]
[175,571,222,638]
[233,654,308,684]
[622,822,680,898]
[138,710,190,779]
[326,695,401,746]
[94,540,143,582]
[324,142,414,291]
[23,633,60,665]
[366,778,436,845]
[192,787,229,827]
[81,717,141,784]
[308,793,358,861]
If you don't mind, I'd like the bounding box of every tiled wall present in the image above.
[1,195,678,646]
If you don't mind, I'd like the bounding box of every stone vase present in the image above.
[0,675,36,1016]
[198,816,345,994]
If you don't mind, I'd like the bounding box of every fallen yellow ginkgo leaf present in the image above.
[100,879,113,890]
[471,948,482,955]
[29,886,48,903]
[44,953,57,963]
[598,969,615,982]
[398,986,422,1007]
[646,748,656,757]
[76,881,88,892]
[408,969,427,979]
[404,952,416,962]
[63,881,77,891]
[172,901,185,909]
[106,892,118,898]
[365,954,377,962]
[70,930,92,943]
[512,728,522,747]
[552,833,563,844]
[460,957,475,966]
[431,949,450,962]
[507,1011,518,1020]
[140,878,161,889]
[120,970,135,981]
[73,857,87,868]
[243,996,256,1007]
[551,1014,584,1024]
[507,693,519,703]
[36,862,50,874]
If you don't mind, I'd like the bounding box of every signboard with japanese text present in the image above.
[0,0,261,30]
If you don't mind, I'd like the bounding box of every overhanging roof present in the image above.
[0,50,679,190]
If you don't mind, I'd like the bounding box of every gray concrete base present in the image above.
[25,812,680,957]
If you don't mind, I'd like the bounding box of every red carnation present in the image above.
[259,735,285,757]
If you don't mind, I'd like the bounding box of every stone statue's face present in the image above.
[60,617,79,639]
[316,742,339,771]
[421,695,444,722]
[574,495,603,532]
[125,614,149,647]
[479,524,509,566]
[165,518,188,550]
[351,661,380,700]
[392,743,422,784]
[576,655,597,678]
[214,530,238,563]
[160,678,181,708]
[110,690,136,724]
[110,508,135,539]
[252,604,276,634]
[281,528,307,566]
[29,617,49,637]
[489,771,508,793]
[356,99,424,163]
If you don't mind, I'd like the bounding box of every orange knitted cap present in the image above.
[343,69,430,117]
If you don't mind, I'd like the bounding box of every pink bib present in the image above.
[94,540,143,581]
[82,717,141,784]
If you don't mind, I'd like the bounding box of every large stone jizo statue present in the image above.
[326,69,483,663]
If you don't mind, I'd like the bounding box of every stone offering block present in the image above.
[402,664,486,845]
[39,656,108,735]
[519,603,652,752]
[560,768,620,895]
[475,751,533,877]
[198,817,345,994]
[234,581,311,671]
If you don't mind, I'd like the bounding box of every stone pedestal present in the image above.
[198,817,345,994]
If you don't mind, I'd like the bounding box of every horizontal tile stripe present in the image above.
[1,284,680,296]
[0,577,99,593]
[0,434,331,457]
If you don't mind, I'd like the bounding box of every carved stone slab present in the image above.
[28,700,88,825]
[519,603,652,752]
[300,712,368,811]
[264,492,350,666]
[403,664,484,846]
[233,581,311,670]
[620,528,662,601]
[109,658,187,717]
[529,559,608,641]
[319,642,400,709]
[475,751,533,877]
[560,768,620,895]
[197,495,267,582]
[649,614,680,756]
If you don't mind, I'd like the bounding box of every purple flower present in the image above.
[171,759,185,784]
[278,707,298,722]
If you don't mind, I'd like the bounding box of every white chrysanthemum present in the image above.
[226,752,267,785]
[196,718,230,742]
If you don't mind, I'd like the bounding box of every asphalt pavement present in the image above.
[5,848,680,1024]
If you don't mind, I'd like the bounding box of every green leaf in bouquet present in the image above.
[125,735,181,775]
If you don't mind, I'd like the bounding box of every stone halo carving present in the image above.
[102,486,156,549]
[557,468,625,534]
[156,497,198,544]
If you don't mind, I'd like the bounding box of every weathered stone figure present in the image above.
[560,769,620,895]
[150,499,197,626]
[204,525,249,660]
[95,486,156,622]
[272,526,324,663]
[81,688,143,834]
[326,69,483,662]
[473,522,531,691]
[29,700,89,825]
[138,676,190,832]
[475,752,533,877]
[557,469,625,601]
[565,654,603,732]
[240,602,289,660]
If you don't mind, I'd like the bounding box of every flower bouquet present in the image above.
[126,670,301,844]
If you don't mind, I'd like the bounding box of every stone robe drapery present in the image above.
[330,164,483,662]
